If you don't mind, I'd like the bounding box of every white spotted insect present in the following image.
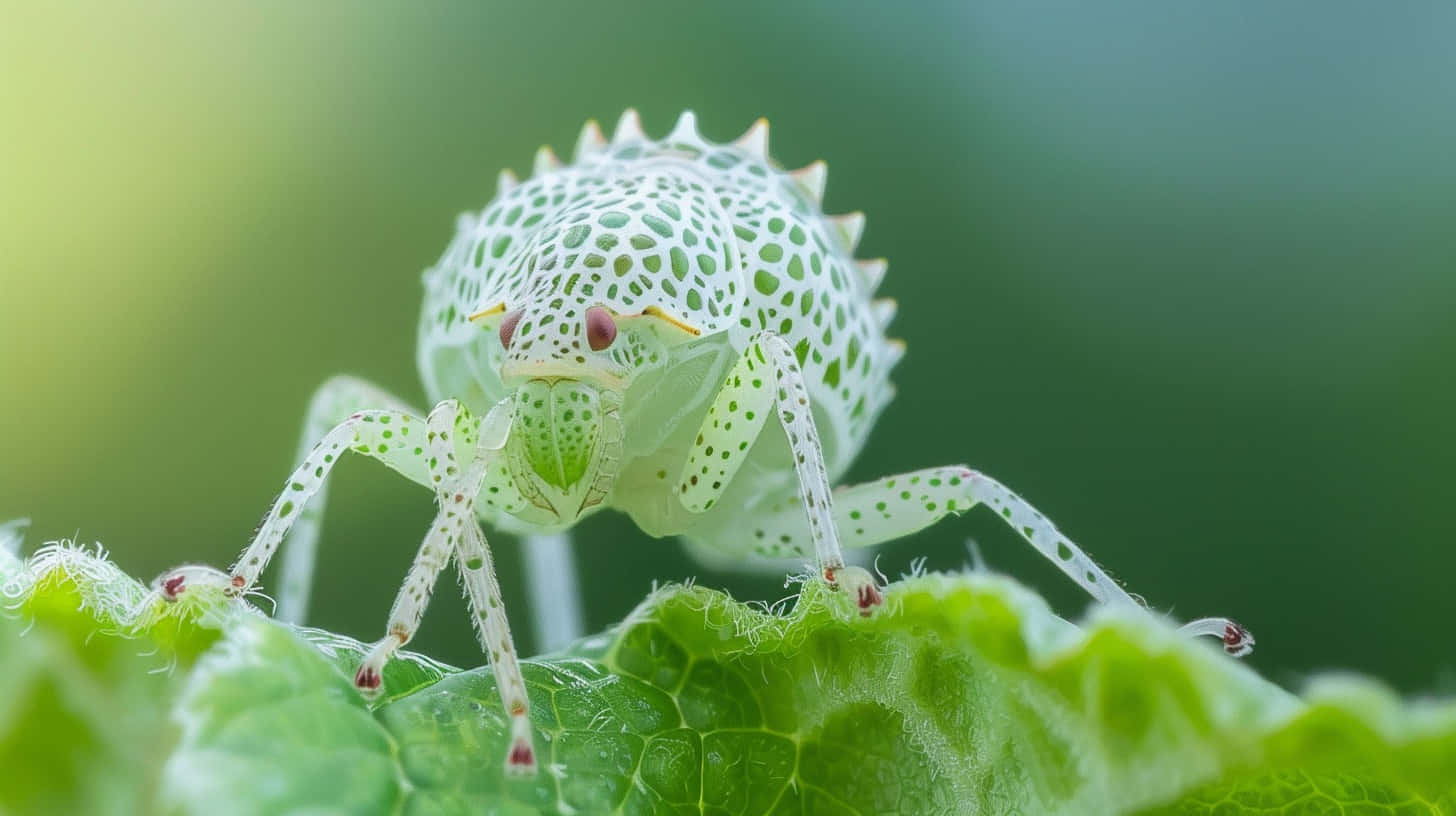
[155,110,1253,774]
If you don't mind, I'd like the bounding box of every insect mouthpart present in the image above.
[505,378,623,522]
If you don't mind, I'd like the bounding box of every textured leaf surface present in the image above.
[1,525,1452,815]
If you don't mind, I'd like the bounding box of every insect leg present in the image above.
[352,504,458,695]
[678,332,882,614]
[740,466,1137,604]
[419,398,537,774]
[522,531,584,651]
[279,376,424,623]
[675,341,776,515]
[739,465,1254,655]
[457,519,536,774]
[350,399,481,693]
[155,404,436,604]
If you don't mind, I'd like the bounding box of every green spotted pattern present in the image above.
[677,340,775,514]
[418,111,901,482]
[511,380,603,491]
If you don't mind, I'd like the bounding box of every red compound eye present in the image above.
[585,306,617,351]
[498,310,523,349]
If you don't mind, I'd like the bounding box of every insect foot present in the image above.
[506,716,537,776]
[154,565,239,601]
[1178,617,1256,657]
[352,634,405,700]
[826,565,884,617]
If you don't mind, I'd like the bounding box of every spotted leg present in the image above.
[678,332,883,615]
[351,506,457,694]
[279,376,423,623]
[155,401,437,603]
[350,400,482,694]
[731,465,1254,655]
[353,398,537,774]
[274,376,581,650]
[457,519,536,773]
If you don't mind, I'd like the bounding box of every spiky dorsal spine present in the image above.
[791,161,827,204]
[830,212,866,251]
[532,146,562,177]
[872,298,897,330]
[667,110,699,143]
[574,119,606,160]
[856,259,888,294]
[613,109,646,143]
[735,118,769,158]
[885,337,906,366]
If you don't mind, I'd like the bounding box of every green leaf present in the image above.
[1,527,1453,815]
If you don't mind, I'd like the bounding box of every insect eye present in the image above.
[498,309,523,350]
[585,306,617,351]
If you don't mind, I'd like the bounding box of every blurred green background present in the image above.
[2,2,1453,693]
